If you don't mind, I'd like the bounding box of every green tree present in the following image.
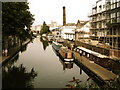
[2,2,34,40]
[40,21,50,35]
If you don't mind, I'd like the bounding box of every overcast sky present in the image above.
[28,0,97,26]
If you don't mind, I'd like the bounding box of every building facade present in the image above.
[35,25,42,33]
[89,0,120,59]
[48,21,58,31]
[61,23,76,40]
[75,20,90,42]
[51,28,61,39]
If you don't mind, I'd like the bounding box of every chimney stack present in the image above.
[63,6,66,26]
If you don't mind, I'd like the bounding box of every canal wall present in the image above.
[74,58,105,86]
[74,52,117,86]
[1,39,31,65]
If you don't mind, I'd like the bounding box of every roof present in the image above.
[77,46,108,58]
[76,20,89,29]
[66,23,76,26]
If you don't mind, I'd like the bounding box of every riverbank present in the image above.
[63,40,117,86]
[1,39,31,65]
[74,51,116,85]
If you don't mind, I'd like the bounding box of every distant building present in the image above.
[30,26,35,31]
[61,6,76,40]
[75,20,90,42]
[48,21,58,31]
[61,23,76,40]
[51,28,61,39]
[31,24,42,34]
[36,25,42,33]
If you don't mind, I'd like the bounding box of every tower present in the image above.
[63,6,66,26]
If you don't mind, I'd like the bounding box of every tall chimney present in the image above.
[63,6,66,26]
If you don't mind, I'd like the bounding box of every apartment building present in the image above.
[89,0,120,59]
[106,0,120,49]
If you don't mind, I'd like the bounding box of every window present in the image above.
[117,17,120,22]
[111,13,116,18]
[80,50,82,54]
[103,5,105,9]
[117,12,120,17]
[111,3,116,9]
[117,1,120,7]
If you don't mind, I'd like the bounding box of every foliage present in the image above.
[2,64,37,88]
[65,75,120,89]
[65,77,99,88]
[2,2,34,40]
[40,21,50,35]
[107,74,120,89]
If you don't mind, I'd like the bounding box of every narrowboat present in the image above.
[59,47,74,62]
[52,41,62,52]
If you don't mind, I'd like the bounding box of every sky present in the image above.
[28,0,97,26]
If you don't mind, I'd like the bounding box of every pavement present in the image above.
[1,39,30,65]
[74,51,117,84]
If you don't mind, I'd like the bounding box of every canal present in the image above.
[2,37,99,88]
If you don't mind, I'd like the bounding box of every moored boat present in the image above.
[52,41,62,52]
[56,39,64,43]
[59,47,74,62]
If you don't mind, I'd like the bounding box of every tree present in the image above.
[2,2,34,50]
[40,21,50,35]
[2,2,34,39]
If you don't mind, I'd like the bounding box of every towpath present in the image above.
[74,51,117,84]
[1,39,30,64]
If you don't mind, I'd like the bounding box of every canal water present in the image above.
[2,37,98,88]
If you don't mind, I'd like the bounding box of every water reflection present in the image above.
[2,38,99,88]
[40,37,49,50]
[6,53,19,65]
[59,58,73,71]
[2,51,37,88]
[21,44,28,53]
[65,76,99,88]
[2,64,37,88]
[52,44,100,88]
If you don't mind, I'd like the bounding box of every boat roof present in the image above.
[53,41,62,46]
[60,47,72,53]
[77,47,108,58]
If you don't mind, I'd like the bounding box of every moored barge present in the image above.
[52,41,62,52]
[59,47,74,62]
